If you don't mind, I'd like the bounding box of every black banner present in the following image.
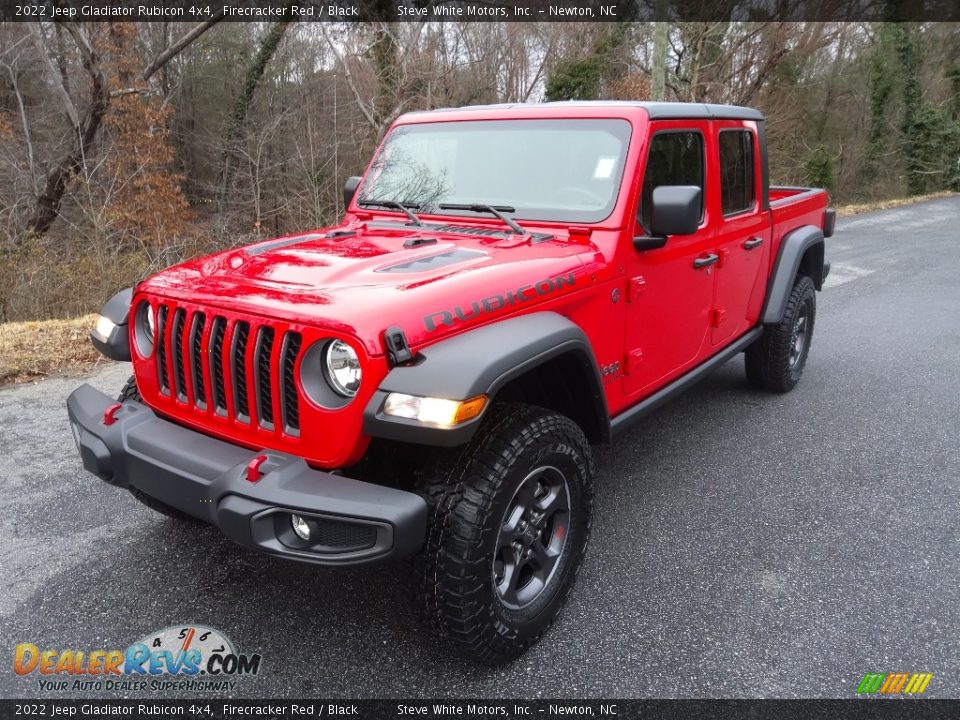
[1,0,959,23]
[2,699,959,719]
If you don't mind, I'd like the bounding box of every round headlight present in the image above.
[133,301,155,358]
[324,340,361,397]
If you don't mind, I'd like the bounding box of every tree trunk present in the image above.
[218,20,293,208]
[651,7,668,101]
[26,24,107,238]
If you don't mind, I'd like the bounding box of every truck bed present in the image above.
[768,185,830,271]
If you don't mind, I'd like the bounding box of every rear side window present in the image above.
[719,130,756,215]
[640,131,704,231]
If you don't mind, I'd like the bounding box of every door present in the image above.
[623,123,718,396]
[710,123,769,345]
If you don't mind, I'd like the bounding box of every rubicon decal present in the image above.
[423,272,576,332]
[856,672,933,696]
[13,625,261,693]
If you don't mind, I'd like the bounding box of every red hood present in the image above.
[137,220,600,356]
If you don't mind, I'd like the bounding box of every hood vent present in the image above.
[431,224,507,237]
[377,248,486,273]
[246,230,357,256]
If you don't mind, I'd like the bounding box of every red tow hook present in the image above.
[246,454,268,483]
[102,403,123,426]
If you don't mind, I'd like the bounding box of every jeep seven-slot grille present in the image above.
[153,302,303,435]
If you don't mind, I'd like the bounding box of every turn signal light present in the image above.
[383,393,488,428]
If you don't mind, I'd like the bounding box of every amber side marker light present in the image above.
[383,393,488,428]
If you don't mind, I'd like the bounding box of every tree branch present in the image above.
[29,23,80,128]
[320,24,378,132]
[5,62,36,189]
[140,13,224,82]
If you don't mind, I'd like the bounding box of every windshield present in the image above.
[359,118,632,224]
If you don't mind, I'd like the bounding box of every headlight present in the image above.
[95,315,116,339]
[324,340,361,397]
[383,393,487,428]
[133,301,155,358]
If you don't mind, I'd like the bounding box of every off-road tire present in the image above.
[117,375,141,403]
[745,274,816,393]
[411,403,594,664]
[118,376,197,523]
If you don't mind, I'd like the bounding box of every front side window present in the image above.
[640,131,704,231]
[719,130,756,215]
[359,119,632,224]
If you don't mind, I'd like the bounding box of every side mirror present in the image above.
[343,176,361,210]
[633,185,702,251]
[651,185,702,237]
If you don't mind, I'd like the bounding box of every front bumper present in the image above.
[66,384,427,566]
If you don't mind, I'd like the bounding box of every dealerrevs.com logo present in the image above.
[14,625,261,693]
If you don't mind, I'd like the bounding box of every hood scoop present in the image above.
[245,229,357,256]
[403,237,438,248]
[377,248,486,273]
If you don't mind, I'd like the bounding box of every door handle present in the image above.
[743,237,763,250]
[693,253,719,270]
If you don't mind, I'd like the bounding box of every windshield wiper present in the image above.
[357,199,423,226]
[438,203,527,236]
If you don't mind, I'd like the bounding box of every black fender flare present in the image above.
[761,225,825,325]
[363,312,609,447]
[90,288,133,362]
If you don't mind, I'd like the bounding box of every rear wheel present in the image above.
[411,403,593,664]
[117,376,196,523]
[745,275,816,393]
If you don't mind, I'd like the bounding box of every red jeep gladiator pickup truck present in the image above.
[68,101,832,664]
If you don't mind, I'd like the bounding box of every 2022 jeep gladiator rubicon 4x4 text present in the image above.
[69,102,832,664]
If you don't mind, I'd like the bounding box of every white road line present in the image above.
[824,262,875,288]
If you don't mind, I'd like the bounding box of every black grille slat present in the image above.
[280,332,302,434]
[190,313,206,409]
[171,309,187,401]
[254,326,275,428]
[210,318,227,415]
[156,305,169,394]
[232,322,250,420]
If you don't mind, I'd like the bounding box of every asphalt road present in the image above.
[2,196,958,700]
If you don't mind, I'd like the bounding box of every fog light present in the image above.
[291,514,311,541]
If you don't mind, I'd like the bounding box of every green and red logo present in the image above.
[856,672,933,696]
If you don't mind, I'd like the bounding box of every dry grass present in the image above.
[0,314,103,385]
[836,191,958,216]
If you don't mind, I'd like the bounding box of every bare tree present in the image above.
[25,19,223,238]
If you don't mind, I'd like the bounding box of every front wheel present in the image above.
[745,274,816,393]
[411,403,594,664]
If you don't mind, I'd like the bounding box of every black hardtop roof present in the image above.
[417,101,764,122]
